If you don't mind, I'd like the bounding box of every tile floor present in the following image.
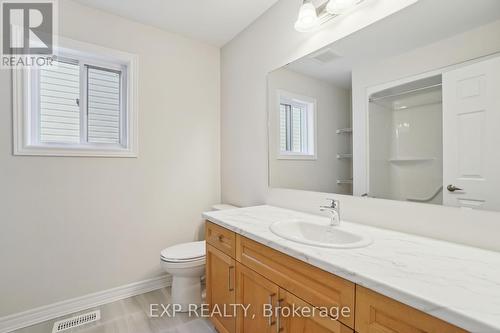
[13,287,216,333]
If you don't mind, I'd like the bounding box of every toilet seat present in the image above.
[160,241,205,263]
[161,257,206,270]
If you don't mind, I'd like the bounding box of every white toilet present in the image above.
[161,241,206,311]
[160,204,237,312]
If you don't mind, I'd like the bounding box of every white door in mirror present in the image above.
[443,55,500,210]
[270,220,372,249]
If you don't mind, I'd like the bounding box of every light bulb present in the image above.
[294,2,319,32]
[326,0,360,15]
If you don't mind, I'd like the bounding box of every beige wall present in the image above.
[0,0,220,316]
[268,68,351,194]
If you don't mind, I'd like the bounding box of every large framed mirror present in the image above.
[268,0,500,211]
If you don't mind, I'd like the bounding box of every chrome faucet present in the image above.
[320,199,341,227]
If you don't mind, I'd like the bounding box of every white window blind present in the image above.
[87,67,121,144]
[277,91,316,159]
[279,104,287,152]
[291,105,304,152]
[35,57,124,147]
[39,60,80,143]
[13,41,138,157]
[279,102,307,153]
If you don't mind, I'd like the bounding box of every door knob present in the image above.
[447,185,463,192]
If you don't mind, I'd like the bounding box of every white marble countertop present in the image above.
[202,205,500,333]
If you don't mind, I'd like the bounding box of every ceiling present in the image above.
[286,0,500,89]
[73,0,280,47]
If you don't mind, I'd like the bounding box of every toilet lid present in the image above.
[160,241,205,262]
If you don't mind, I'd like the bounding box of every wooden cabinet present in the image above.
[206,244,236,333]
[236,235,355,328]
[279,289,353,333]
[236,263,280,333]
[355,286,468,333]
[206,221,468,333]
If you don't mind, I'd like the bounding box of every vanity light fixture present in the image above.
[295,0,364,32]
[326,0,362,15]
[294,1,320,32]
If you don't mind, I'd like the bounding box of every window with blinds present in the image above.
[278,92,315,158]
[279,103,307,153]
[87,67,121,144]
[32,56,125,147]
[39,60,81,143]
[13,43,137,157]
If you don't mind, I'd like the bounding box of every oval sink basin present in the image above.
[270,220,372,249]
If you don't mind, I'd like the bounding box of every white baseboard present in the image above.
[0,275,172,333]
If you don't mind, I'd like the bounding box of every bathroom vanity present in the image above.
[201,4,500,333]
[203,206,500,333]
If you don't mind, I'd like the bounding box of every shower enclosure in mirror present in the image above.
[368,76,444,205]
[267,0,500,211]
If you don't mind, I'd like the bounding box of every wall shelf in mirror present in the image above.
[388,157,436,164]
[337,153,353,160]
[336,128,352,134]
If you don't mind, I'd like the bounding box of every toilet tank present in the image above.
[211,204,238,211]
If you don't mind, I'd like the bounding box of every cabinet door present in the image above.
[236,263,280,333]
[206,244,236,333]
[278,289,353,333]
[355,286,467,333]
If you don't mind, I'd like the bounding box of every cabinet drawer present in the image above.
[236,235,355,329]
[280,289,354,333]
[206,221,236,258]
[355,286,468,333]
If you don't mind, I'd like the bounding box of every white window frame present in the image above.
[276,90,317,160]
[12,37,138,157]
